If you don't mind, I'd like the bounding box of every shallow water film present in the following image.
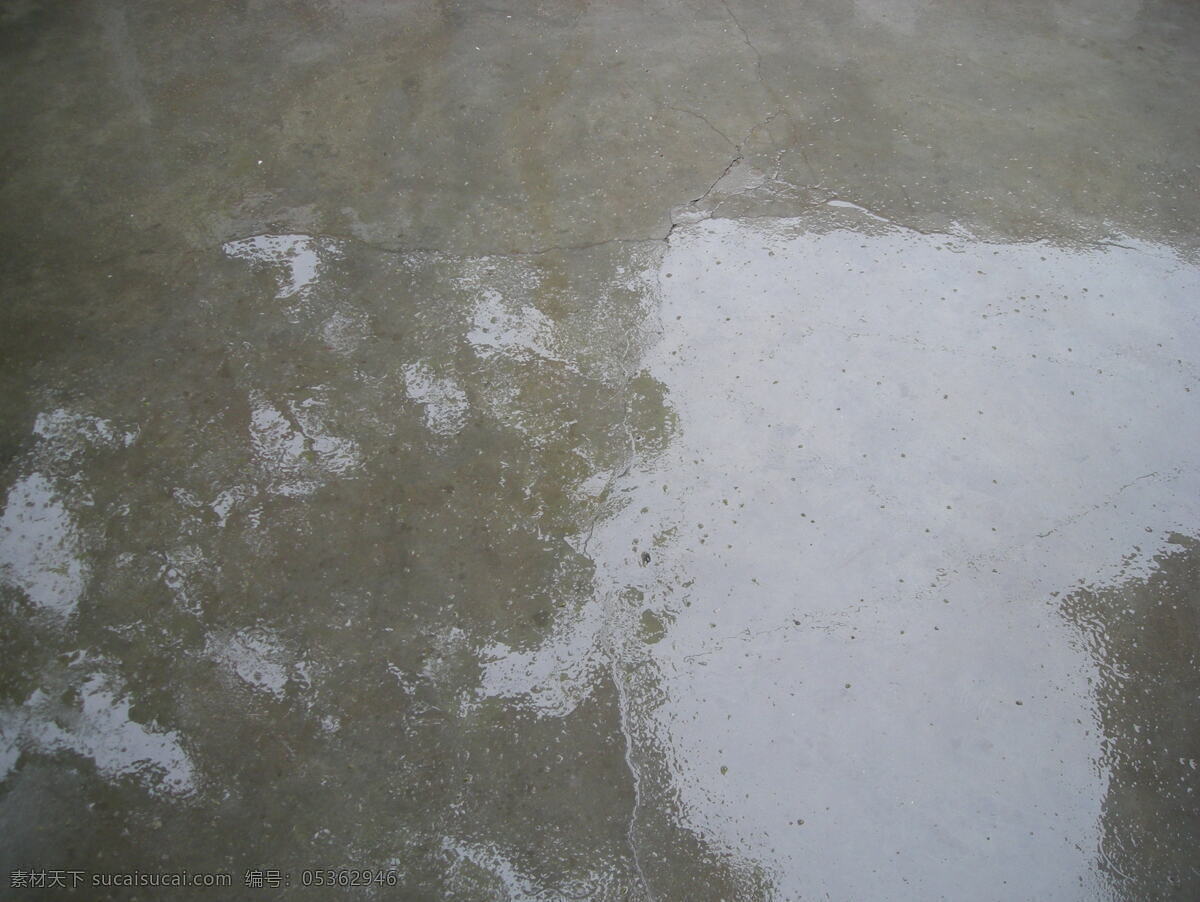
[2,1,1199,900]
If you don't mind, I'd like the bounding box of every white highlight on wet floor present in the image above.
[0,473,87,616]
[221,233,336,299]
[248,390,361,495]
[0,408,138,617]
[442,836,604,900]
[205,627,298,700]
[476,600,608,718]
[0,672,196,798]
[402,363,470,437]
[33,408,133,451]
[519,216,1200,899]
[467,287,561,363]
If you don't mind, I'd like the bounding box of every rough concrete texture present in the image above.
[1,1,1198,899]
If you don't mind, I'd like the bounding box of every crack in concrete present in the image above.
[718,0,790,118]
[611,651,655,902]
[719,0,766,88]
[600,382,654,900]
[682,109,786,208]
[584,386,655,899]
[582,299,663,899]
[1036,471,1164,540]
[663,105,738,149]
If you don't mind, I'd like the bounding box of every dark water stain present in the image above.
[1061,534,1200,900]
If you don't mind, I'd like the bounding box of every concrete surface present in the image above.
[1,1,1198,899]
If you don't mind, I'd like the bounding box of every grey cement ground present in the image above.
[1,1,1198,899]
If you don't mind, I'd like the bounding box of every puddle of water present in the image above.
[511,215,1200,898]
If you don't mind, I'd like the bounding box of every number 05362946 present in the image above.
[301,869,400,887]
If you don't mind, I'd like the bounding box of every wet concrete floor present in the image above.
[1,1,1199,899]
